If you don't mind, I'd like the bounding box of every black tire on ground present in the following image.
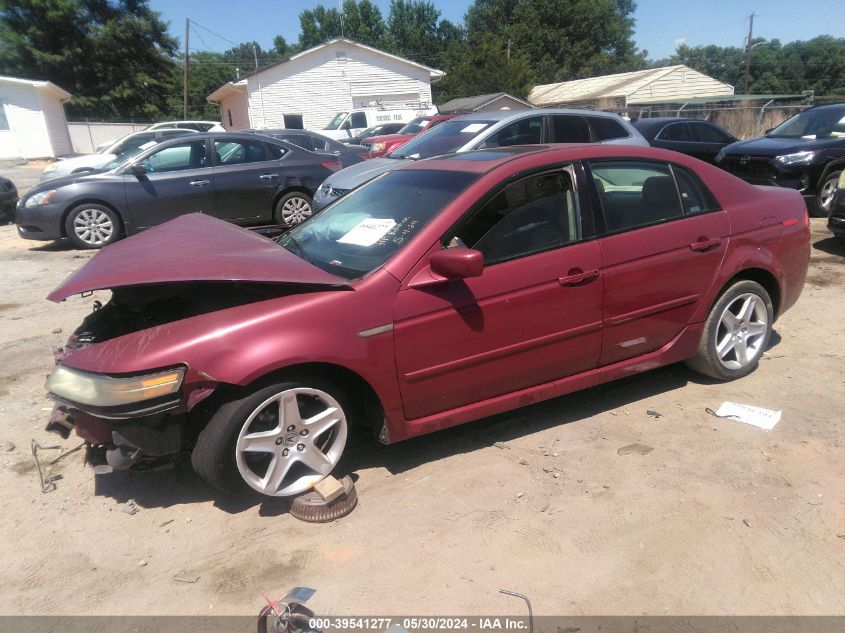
[813,170,841,218]
[64,203,122,249]
[191,377,350,498]
[684,279,774,381]
[274,191,314,227]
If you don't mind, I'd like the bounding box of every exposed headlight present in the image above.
[370,142,386,152]
[46,366,185,408]
[24,190,58,207]
[775,151,817,165]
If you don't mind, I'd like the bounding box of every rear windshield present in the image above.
[278,169,478,280]
[390,120,496,160]
[398,118,429,135]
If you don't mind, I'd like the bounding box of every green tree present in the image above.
[435,37,534,102]
[0,0,177,119]
[299,0,385,49]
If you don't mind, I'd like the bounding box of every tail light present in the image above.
[321,160,341,172]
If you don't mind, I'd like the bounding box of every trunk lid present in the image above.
[48,213,348,302]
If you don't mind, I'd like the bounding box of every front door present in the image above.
[394,167,604,420]
[587,159,730,366]
[123,139,214,230]
[211,138,281,223]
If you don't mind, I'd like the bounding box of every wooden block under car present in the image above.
[314,475,346,503]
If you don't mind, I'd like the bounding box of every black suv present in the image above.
[715,104,845,217]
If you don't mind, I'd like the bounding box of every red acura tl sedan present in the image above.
[44,145,810,498]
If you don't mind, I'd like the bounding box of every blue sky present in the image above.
[152,0,845,61]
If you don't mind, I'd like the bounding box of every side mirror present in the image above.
[430,248,484,280]
[340,120,352,130]
[129,162,147,176]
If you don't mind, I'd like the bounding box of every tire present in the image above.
[274,191,314,227]
[191,378,349,498]
[64,203,122,249]
[813,170,841,218]
[685,280,773,381]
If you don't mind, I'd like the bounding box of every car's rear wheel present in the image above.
[191,378,349,498]
[275,192,313,227]
[814,170,841,218]
[685,280,773,381]
[65,203,122,249]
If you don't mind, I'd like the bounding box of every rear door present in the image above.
[123,139,214,230]
[211,138,284,223]
[689,122,736,163]
[476,114,547,148]
[587,159,729,366]
[547,114,592,143]
[394,166,604,420]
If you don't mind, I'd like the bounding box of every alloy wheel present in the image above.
[715,292,768,370]
[820,178,837,212]
[73,208,114,246]
[234,387,347,496]
[281,196,313,226]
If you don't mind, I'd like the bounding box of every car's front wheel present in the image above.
[685,279,773,381]
[65,203,122,249]
[191,379,349,498]
[274,192,314,227]
[814,170,841,218]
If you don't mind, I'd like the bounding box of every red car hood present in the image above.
[48,213,348,302]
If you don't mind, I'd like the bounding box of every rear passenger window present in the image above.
[267,144,287,160]
[481,116,544,148]
[284,135,316,151]
[659,123,693,142]
[673,166,720,214]
[214,140,269,165]
[589,161,683,232]
[588,117,629,141]
[550,115,591,142]
[451,169,581,264]
[692,123,733,144]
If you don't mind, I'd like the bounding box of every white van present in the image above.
[315,104,438,141]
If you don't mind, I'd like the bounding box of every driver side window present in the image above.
[144,141,207,173]
[450,169,581,265]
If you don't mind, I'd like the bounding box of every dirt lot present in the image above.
[0,164,843,617]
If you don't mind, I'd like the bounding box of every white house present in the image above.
[208,38,444,131]
[0,75,73,159]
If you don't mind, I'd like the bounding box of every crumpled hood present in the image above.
[723,135,845,157]
[48,213,348,302]
[321,156,409,189]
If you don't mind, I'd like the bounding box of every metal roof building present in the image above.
[528,65,734,110]
[437,92,533,114]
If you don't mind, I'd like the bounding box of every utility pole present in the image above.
[507,39,512,61]
[743,12,756,95]
[183,18,189,119]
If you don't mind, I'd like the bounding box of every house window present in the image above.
[0,102,9,131]
[283,114,304,129]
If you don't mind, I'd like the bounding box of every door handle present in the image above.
[559,268,600,286]
[689,238,721,252]
[189,179,210,187]
[259,173,279,180]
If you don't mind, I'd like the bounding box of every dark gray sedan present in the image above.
[16,133,337,248]
[0,176,18,223]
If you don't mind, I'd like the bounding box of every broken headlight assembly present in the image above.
[46,366,185,412]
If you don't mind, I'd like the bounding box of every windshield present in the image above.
[278,169,478,280]
[769,108,845,139]
[324,112,349,130]
[108,133,153,156]
[390,120,495,159]
[398,118,429,135]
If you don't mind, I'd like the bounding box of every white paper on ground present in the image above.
[715,401,782,430]
[336,218,396,246]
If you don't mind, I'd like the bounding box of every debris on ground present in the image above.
[291,475,358,523]
[707,402,782,430]
[121,499,139,515]
[3,441,14,452]
[51,327,62,334]
[646,409,663,418]
[30,439,61,493]
[314,475,346,503]
[617,443,654,456]
[172,572,200,584]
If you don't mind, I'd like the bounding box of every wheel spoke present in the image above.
[303,406,341,436]
[297,447,334,475]
[746,322,767,337]
[278,393,303,426]
[261,455,296,494]
[734,338,749,365]
[737,296,757,323]
[717,332,737,359]
[721,310,740,330]
[241,429,280,453]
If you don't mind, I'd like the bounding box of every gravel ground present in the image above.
[0,163,843,617]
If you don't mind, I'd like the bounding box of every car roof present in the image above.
[398,143,697,175]
[449,108,628,123]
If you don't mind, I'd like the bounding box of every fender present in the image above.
[818,158,845,186]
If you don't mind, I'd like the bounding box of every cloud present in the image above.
[674,37,687,46]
